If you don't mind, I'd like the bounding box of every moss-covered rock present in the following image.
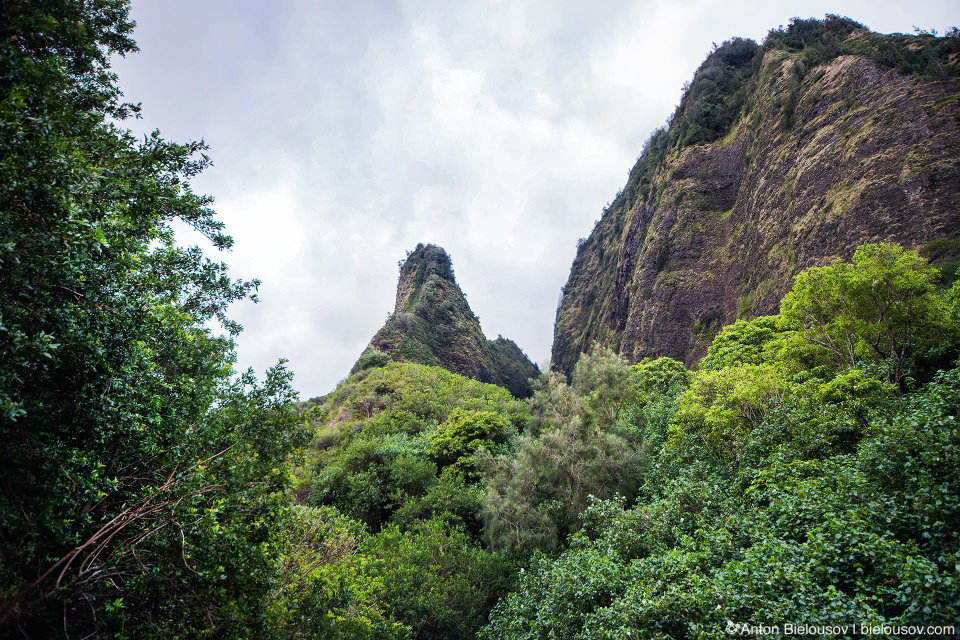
[553,20,960,376]
[357,244,540,397]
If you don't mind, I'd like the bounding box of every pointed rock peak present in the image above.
[355,243,540,397]
[395,243,458,314]
[400,243,456,283]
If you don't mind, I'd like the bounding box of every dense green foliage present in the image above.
[300,362,524,532]
[762,14,866,68]
[481,350,688,551]
[670,37,760,148]
[430,409,510,474]
[357,518,516,640]
[296,362,525,638]
[266,505,410,640]
[310,244,957,640]
[481,245,960,638]
[766,15,960,79]
[358,346,394,371]
[294,244,960,639]
[483,367,960,638]
[698,315,789,371]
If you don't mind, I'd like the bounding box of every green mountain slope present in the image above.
[552,17,960,376]
[358,243,540,397]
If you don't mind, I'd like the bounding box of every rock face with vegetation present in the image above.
[553,17,960,376]
[358,243,540,397]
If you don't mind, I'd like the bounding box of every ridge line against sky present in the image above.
[113,0,959,396]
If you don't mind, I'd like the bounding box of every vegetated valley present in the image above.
[2,4,959,639]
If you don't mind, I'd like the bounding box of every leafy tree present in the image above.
[616,357,691,453]
[671,363,786,465]
[358,518,516,640]
[357,346,393,371]
[529,345,647,435]
[570,345,642,427]
[698,316,786,371]
[780,243,956,388]
[632,356,692,395]
[480,417,646,551]
[390,467,484,538]
[313,431,438,531]
[429,408,511,474]
[267,506,411,639]
[301,362,526,536]
[0,1,308,635]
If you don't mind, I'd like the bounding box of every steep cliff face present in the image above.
[359,243,540,397]
[553,19,960,376]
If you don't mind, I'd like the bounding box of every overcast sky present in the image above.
[112,0,958,397]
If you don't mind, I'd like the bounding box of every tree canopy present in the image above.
[780,243,956,388]
[482,247,960,638]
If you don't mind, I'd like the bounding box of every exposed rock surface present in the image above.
[358,243,540,397]
[553,25,960,376]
